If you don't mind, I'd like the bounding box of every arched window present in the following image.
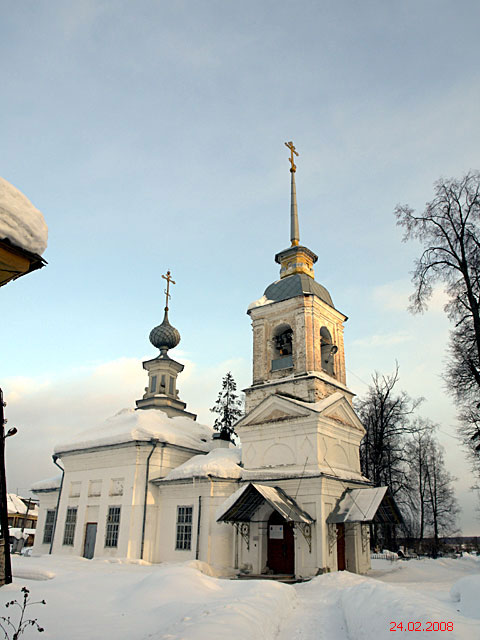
[271,324,293,371]
[273,324,293,356]
[320,326,337,376]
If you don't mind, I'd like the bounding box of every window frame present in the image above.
[175,505,193,551]
[63,507,77,546]
[150,375,157,393]
[43,509,56,544]
[105,506,121,548]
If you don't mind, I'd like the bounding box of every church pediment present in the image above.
[236,394,312,428]
[316,394,365,434]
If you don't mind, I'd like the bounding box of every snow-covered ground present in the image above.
[2,554,479,639]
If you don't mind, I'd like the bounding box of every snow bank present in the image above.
[12,565,55,581]
[333,571,475,640]
[451,574,480,619]
[31,474,62,492]
[5,556,295,640]
[164,447,242,481]
[54,407,214,454]
[0,177,48,254]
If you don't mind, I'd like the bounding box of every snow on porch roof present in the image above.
[216,482,314,524]
[326,487,403,525]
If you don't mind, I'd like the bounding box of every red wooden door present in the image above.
[336,523,346,570]
[267,511,294,574]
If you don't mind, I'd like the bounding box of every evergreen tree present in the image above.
[210,372,244,441]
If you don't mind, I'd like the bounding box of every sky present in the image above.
[1,0,480,534]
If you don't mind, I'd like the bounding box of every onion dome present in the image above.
[149,310,181,356]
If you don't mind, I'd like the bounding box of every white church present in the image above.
[32,145,400,578]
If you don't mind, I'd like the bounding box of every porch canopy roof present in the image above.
[216,482,315,524]
[326,487,403,525]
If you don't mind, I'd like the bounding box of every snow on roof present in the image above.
[247,294,274,311]
[7,494,38,516]
[0,178,48,255]
[241,466,368,483]
[10,528,36,539]
[162,447,242,482]
[327,487,388,523]
[216,482,314,523]
[54,408,214,455]
[31,475,62,492]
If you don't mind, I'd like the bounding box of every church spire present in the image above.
[275,142,318,280]
[285,141,300,247]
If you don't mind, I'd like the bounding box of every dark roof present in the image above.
[217,483,315,524]
[264,273,334,308]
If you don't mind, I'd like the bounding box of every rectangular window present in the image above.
[150,375,157,393]
[175,506,193,550]
[105,506,121,548]
[169,376,175,395]
[43,509,56,544]
[63,507,77,546]
[160,375,166,390]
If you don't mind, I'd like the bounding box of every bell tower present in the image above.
[244,142,353,413]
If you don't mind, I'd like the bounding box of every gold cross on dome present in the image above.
[162,270,176,310]
[285,141,299,173]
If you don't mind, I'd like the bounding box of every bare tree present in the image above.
[424,439,459,556]
[402,421,435,543]
[395,172,480,469]
[356,365,422,494]
[355,366,422,549]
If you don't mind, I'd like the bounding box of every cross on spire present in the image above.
[162,270,176,311]
[285,141,299,173]
[284,141,300,246]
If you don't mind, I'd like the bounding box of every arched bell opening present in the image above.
[271,323,294,372]
[320,326,337,377]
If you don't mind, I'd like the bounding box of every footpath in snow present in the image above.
[1,554,479,640]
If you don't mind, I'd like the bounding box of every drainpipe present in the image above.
[140,440,160,560]
[49,455,65,555]
[207,476,214,565]
[195,495,202,560]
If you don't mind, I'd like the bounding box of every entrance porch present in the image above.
[216,483,315,579]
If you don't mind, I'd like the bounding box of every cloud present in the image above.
[373,281,449,313]
[351,330,412,348]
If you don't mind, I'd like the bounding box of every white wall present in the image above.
[42,441,205,560]
[151,479,237,571]
[32,490,59,555]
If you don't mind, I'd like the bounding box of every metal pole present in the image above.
[0,389,12,584]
